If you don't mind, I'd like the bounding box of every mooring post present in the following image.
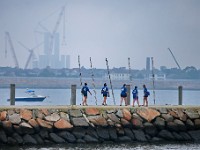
[71,84,76,105]
[10,84,15,105]
[127,84,131,105]
[178,86,183,105]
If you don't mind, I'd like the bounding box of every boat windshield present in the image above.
[26,89,36,96]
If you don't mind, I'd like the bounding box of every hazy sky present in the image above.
[0,0,200,69]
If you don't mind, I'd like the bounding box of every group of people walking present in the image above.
[119,84,150,107]
[81,82,150,107]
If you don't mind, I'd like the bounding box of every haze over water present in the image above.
[0,0,200,69]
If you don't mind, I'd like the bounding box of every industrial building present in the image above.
[37,32,70,69]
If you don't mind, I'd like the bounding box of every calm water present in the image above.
[1,142,200,150]
[0,88,200,106]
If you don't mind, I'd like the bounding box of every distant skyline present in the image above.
[0,0,200,69]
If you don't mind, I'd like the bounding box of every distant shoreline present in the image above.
[0,77,200,90]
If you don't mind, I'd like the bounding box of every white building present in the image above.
[148,74,166,80]
[105,73,130,80]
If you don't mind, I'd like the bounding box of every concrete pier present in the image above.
[1,105,200,145]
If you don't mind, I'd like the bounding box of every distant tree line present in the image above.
[159,66,200,79]
[0,66,200,79]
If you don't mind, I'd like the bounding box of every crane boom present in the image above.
[38,22,49,32]
[24,50,34,69]
[18,41,43,69]
[49,6,65,54]
[5,32,19,68]
[52,6,65,36]
[168,48,181,70]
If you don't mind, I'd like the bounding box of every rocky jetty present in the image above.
[1,106,200,145]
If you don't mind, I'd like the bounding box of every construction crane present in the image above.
[168,48,181,70]
[49,6,65,54]
[35,6,66,52]
[5,31,19,68]
[34,5,66,66]
[18,41,43,69]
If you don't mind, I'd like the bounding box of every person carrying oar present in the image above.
[120,84,128,106]
[81,83,92,106]
[101,83,109,106]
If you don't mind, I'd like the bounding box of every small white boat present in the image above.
[7,89,46,102]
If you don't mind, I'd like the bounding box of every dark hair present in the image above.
[104,83,107,86]
[84,83,87,86]
[135,86,137,88]
[123,84,126,86]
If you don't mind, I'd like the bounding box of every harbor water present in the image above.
[0,88,200,106]
[1,142,200,150]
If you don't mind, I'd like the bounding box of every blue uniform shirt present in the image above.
[144,87,150,97]
[132,88,138,99]
[81,85,90,96]
[121,86,127,97]
[101,86,108,96]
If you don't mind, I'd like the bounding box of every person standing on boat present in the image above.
[132,86,139,107]
[81,83,92,106]
[120,84,128,106]
[101,83,109,105]
[143,84,150,107]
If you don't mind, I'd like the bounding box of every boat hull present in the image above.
[7,97,46,102]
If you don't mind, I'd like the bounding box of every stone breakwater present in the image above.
[1,106,200,145]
